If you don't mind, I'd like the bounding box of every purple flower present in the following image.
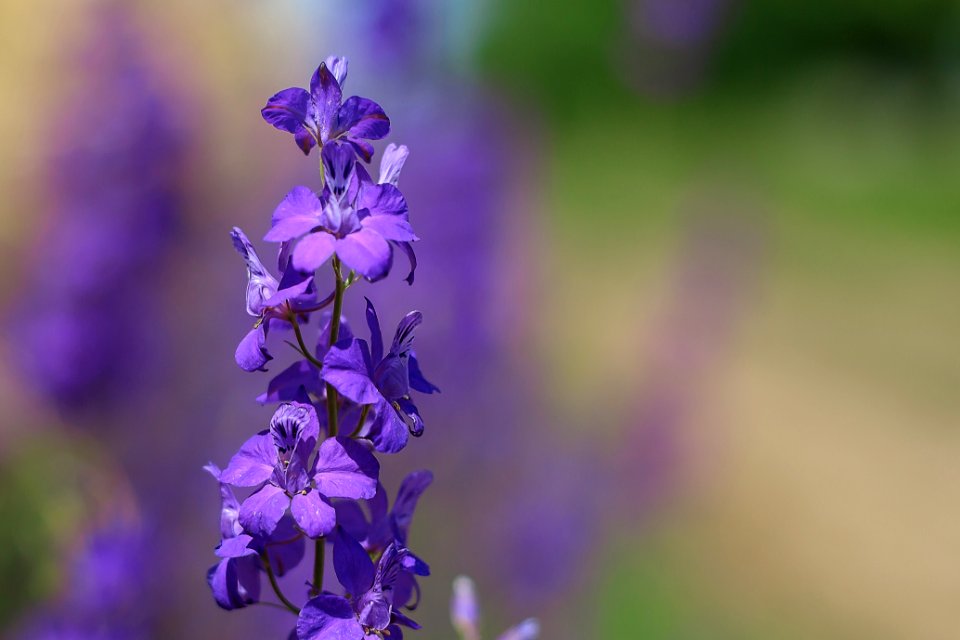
[296,535,426,640]
[231,227,324,372]
[204,464,306,610]
[451,576,539,640]
[336,471,433,609]
[322,299,438,453]
[218,402,379,538]
[263,143,417,282]
[261,56,389,160]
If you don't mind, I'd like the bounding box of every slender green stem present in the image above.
[325,257,345,438]
[291,316,323,368]
[350,404,370,438]
[311,537,325,597]
[314,256,346,597]
[262,551,300,614]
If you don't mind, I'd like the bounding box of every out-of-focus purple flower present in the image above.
[231,227,324,372]
[451,576,539,640]
[322,299,438,453]
[296,536,425,640]
[335,470,433,609]
[637,0,731,47]
[264,143,417,282]
[13,5,187,409]
[204,463,306,610]
[218,402,379,538]
[261,56,389,160]
[14,514,151,639]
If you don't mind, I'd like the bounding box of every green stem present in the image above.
[325,257,345,438]
[262,551,300,614]
[314,256,346,597]
[311,537,325,597]
[291,316,323,368]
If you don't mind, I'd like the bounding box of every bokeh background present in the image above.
[1,0,959,638]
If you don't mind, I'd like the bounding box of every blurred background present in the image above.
[1,0,958,638]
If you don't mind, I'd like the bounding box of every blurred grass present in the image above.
[481,2,960,638]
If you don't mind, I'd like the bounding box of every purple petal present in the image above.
[364,298,384,365]
[408,352,439,394]
[238,484,289,537]
[220,433,276,487]
[373,354,408,401]
[378,143,408,186]
[361,214,417,243]
[498,620,541,640]
[392,571,420,611]
[390,311,421,356]
[359,183,408,220]
[334,228,391,281]
[309,62,343,144]
[293,232,338,272]
[324,55,349,87]
[216,534,257,559]
[231,227,280,316]
[263,274,315,308]
[297,594,363,640]
[390,607,421,630]
[265,186,323,242]
[262,87,311,134]
[321,339,380,404]
[322,143,357,201]
[208,556,261,610]
[313,437,379,499]
[236,326,272,372]
[356,589,392,631]
[367,483,389,532]
[257,360,322,404]
[396,397,424,437]
[295,129,317,155]
[207,464,244,538]
[333,500,371,543]
[291,490,337,538]
[346,138,376,163]
[335,96,390,141]
[391,471,433,544]
[393,241,417,285]
[333,527,375,596]
[367,398,409,454]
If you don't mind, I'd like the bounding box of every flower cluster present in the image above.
[207,57,438,639]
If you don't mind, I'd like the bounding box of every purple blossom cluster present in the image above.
[206,56,438,640]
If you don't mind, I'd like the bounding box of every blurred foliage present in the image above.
[714,0,960,82]
[0,434,127,628]
[479,0,960,117]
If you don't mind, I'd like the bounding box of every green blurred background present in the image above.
[1,0,958,638]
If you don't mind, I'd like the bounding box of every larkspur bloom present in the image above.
[204,463,306,610]
[219,402,379,538]
[336,470,433,609]
[296,535,426,640]
[322,299,438,453]
[232,227,325,372]
[264,143,417,282]
[261,56,389,160]
[451,576,540,640]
